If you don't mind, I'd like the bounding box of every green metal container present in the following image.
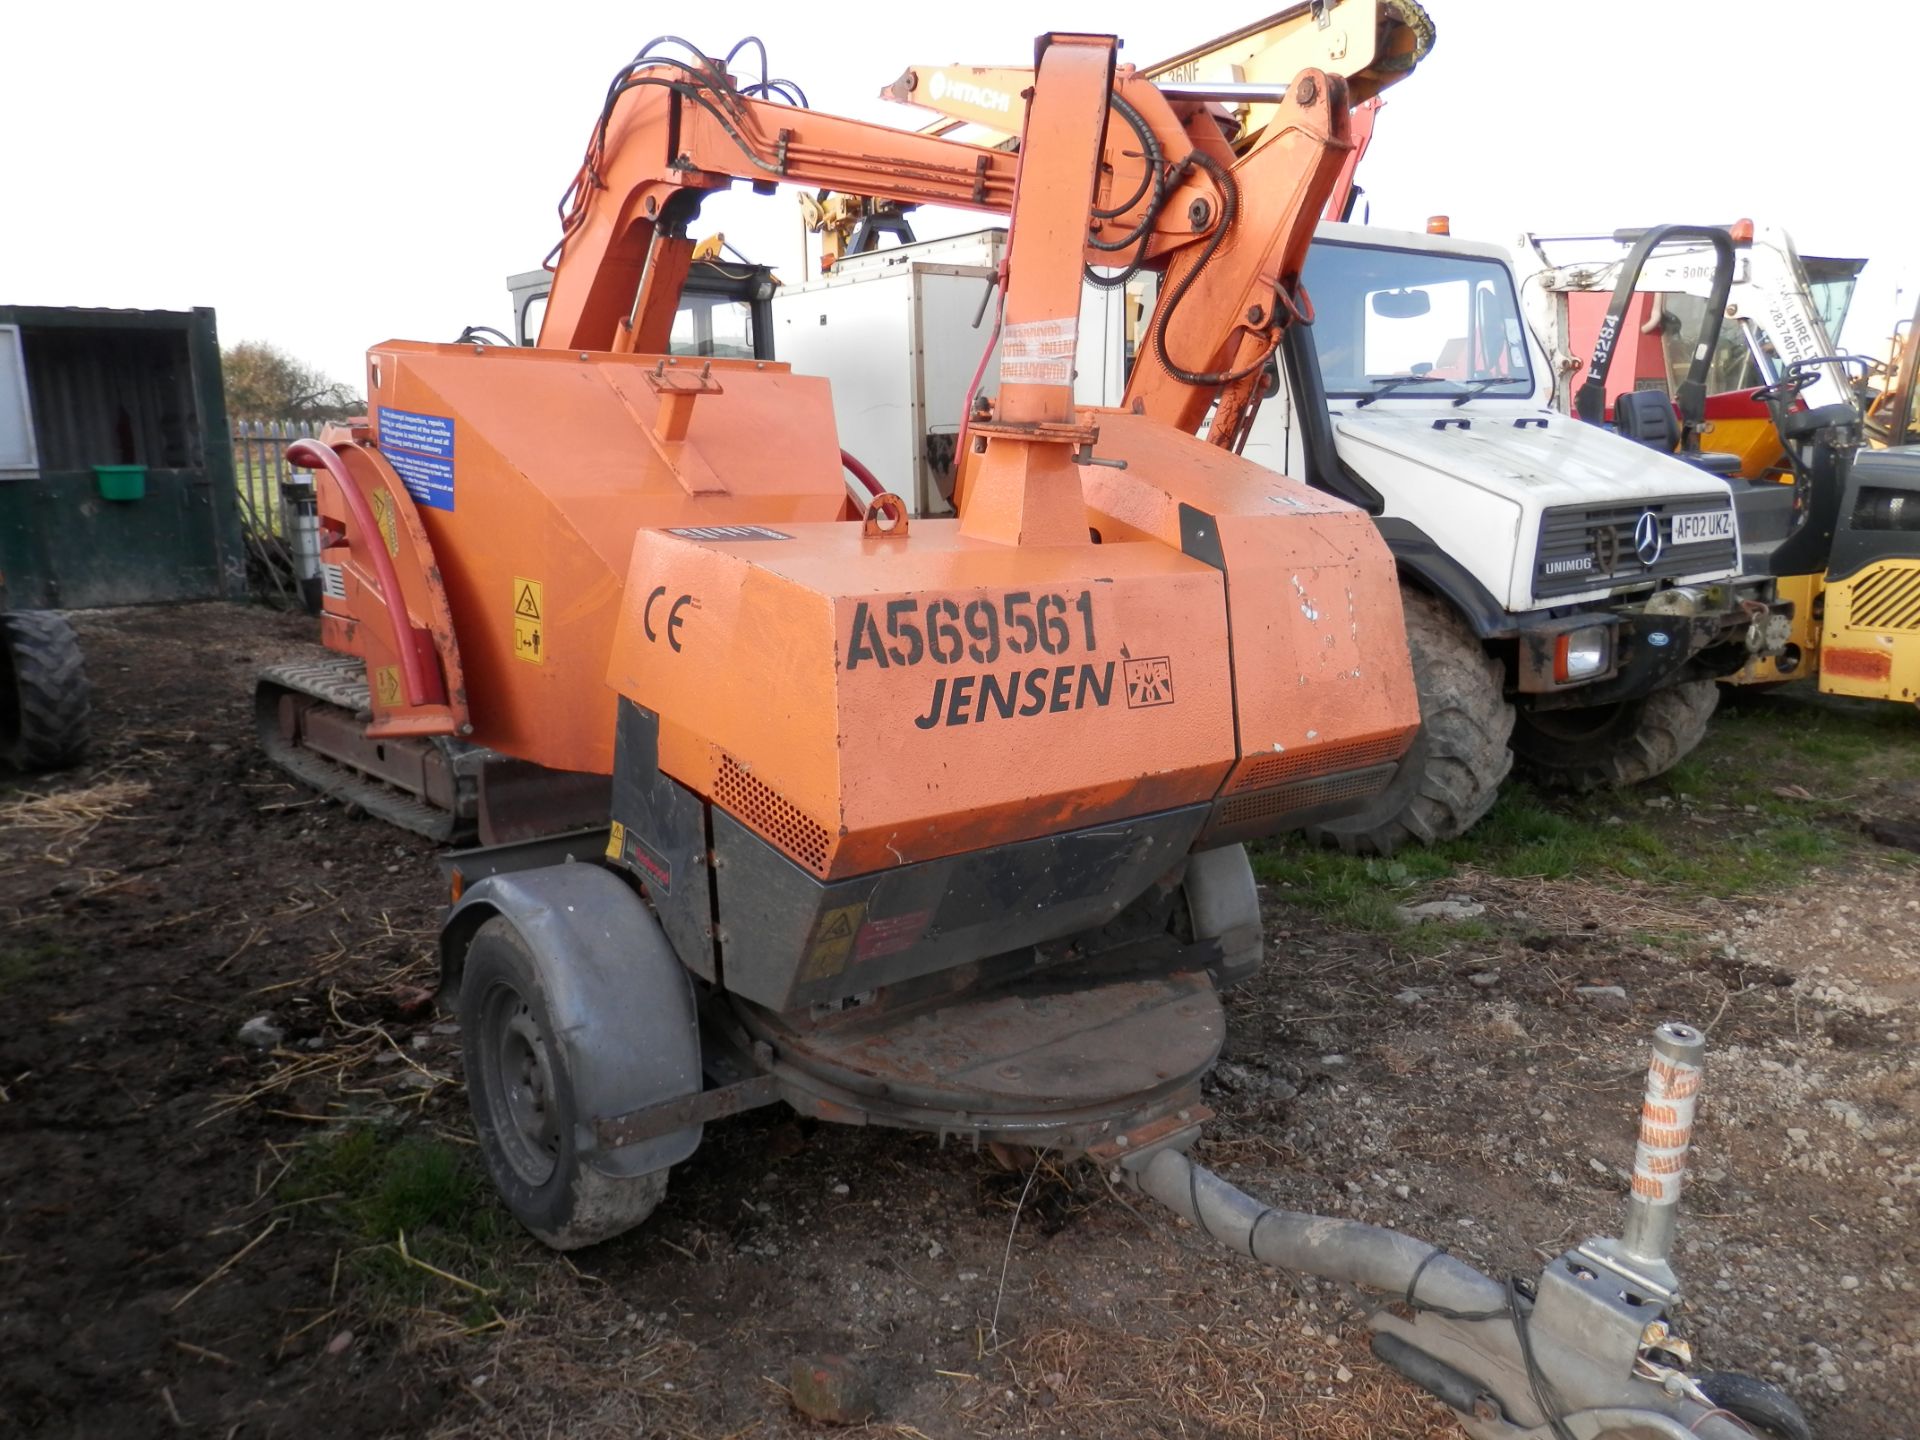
[92,463,147,502]
[0,306,244,609]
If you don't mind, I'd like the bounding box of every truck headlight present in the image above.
[1554,625,1612,683]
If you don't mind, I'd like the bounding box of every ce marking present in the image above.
[644,586,694,652]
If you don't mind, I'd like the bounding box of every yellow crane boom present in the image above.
[883,0,1435,147]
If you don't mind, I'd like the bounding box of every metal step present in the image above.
[255,648,478,844]
[259,652,373,714]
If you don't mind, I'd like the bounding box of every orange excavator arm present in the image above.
[538,51,1253,354]
[539,43,1355,446]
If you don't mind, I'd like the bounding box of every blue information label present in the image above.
[378,406,455,511]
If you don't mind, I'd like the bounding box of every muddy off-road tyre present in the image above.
[1306,586,1514,856]
[460,918,668,1250]
[1510,678,1718,791]
[0,611,90,773]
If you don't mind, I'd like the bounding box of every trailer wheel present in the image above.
[461,917,668,1250]
[1693,1372,1812,1440]
[1306,586,1514,856]
[1510,678,1717,791]
[0,611,90,773]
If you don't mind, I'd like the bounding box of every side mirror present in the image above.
[1370,288,1431,320]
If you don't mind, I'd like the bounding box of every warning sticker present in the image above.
[854,909,932,962]
[800,902,865,982]
[999,316,1078,387]
[605,820,625,861]
[371,488,400,557]
[512,577,544,665]
[377,406,455,512]
[374,665,402,708]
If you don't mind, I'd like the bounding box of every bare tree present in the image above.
[222,341,363,421]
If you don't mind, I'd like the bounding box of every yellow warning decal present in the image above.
[374,664,402,708]
[605,820,625,861]
[371,487,400,558]
[799,902,865,982]
[512,577,544,665]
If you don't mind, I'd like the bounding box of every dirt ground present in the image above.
[2,602,1916,1440]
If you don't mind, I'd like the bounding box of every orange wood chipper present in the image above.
[257,13,1808,1437]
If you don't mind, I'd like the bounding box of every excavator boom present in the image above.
[541,38,1357,446]
[884,0,1433,143]
[862,3,1432,438]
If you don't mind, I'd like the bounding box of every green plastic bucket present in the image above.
[93,464,147,501]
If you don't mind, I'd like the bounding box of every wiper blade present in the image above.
[1353,374,1448,407]
[1451,376,1526,406]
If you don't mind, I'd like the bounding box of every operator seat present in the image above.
[1781,403,1858,443]
[1611,391,1744,476]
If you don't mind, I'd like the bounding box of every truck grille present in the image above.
[1533,496,1738,599]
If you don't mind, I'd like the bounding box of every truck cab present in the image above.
[1228,223,1783,851]
[1252,223,1746,618]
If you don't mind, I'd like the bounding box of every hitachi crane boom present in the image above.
[866,2,1432,438]
[537,28,1369,452]
[890,0,1433,142]
[804,3,1429,272]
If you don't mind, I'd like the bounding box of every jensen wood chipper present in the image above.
[260,10,1810,1437]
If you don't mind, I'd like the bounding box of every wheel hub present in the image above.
[483,986,562,1185]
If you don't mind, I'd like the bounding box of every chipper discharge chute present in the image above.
[259,21,1809,1439]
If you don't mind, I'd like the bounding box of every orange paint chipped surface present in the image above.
[1824,646,1893,682]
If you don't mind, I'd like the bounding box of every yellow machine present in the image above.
[1721,364,1920,706]
[1865,292,1920,449]
[1535,224,1920,709]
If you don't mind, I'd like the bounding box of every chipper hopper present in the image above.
[260,17,1810,1438]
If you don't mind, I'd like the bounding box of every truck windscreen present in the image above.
[1303,241,1534,401]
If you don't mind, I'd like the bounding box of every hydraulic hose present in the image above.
[840,449,884,501]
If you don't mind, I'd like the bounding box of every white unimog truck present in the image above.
[1226,222,1786,853]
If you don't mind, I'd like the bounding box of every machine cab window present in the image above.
[1303,241,1534,400]
[506,262,776,357]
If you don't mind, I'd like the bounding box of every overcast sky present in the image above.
[5,1,1914,388]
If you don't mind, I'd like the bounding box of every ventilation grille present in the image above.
[1842,567,1920,633]
[1534,496,1738,598]
[715,755,831,874]
[1219,768,1393,827]
[1229,732,1409,794]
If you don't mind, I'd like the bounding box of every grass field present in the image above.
[1250,689,1920,940]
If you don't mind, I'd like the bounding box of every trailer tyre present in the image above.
[1692,1372,1813,1440]
[0,611,90,773]
[1306,586,1514,856]
[1510,678,1717,791]
[461,918,668,1250]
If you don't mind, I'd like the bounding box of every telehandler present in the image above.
[262,21,1807,1438]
